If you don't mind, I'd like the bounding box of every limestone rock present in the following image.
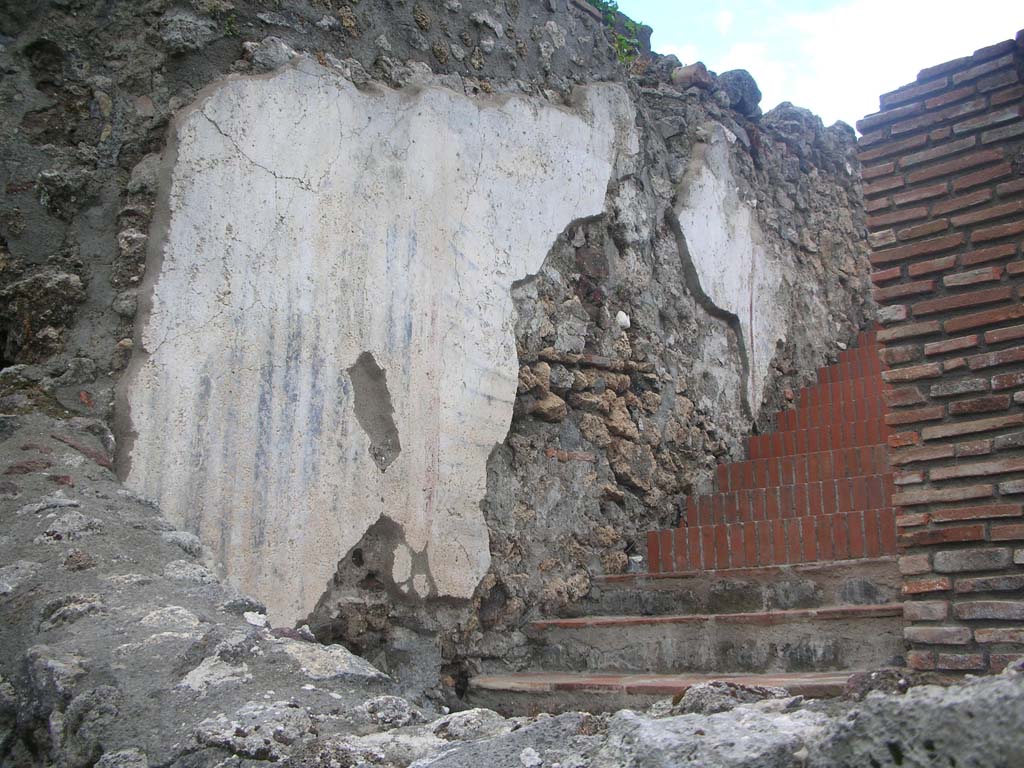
[530,392,568,422]
[671,62,715,90]
[277,639,388,682]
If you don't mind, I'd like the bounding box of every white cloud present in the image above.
[785,0,1021,127]
[660,43,700,65]
[714,9,735,36]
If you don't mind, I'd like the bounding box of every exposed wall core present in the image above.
[116,59,638,623]
[348,351,401,473]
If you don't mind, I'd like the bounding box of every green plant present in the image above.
[585,0,643,66]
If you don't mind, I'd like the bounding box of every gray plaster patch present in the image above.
[348,351,402,472]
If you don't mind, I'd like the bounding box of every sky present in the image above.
[615,0,1022,129]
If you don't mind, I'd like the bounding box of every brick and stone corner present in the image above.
[858,30,1024,674]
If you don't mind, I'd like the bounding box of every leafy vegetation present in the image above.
[584,0,643,66]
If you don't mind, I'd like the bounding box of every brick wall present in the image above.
[857,31,1024,674]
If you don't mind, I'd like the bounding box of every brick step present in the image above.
[777,397,888,432]
[794,375,891,411]
[560,557,900,619]
[527,604,905,676]
[648,508,898,573]
[817,343,886,384]
[685,473,894,527]
[715,444,889,493]
[467,670,858,715]
[748,421,893,458]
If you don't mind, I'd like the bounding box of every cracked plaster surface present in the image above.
[117,59,638,623]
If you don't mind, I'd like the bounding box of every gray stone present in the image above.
[933,547,1012,573]
[195,700,314,760]
[160,530,203,557]
[157,10,218,53]
[162,560,216,583]
[94,749,149,768]
[276,639,388,682]
[0,560,40,596]
[670,681,789,715]
[718,70,762,116]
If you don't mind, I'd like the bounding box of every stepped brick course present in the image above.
[646,330,897,573]
[858,31,1024,675]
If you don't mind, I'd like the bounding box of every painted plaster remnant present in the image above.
[674,124,787,414]
[118,59,638,623]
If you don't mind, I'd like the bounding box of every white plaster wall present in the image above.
[674,124,789,414]
[120,59,638,623]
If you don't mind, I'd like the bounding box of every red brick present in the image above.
[947,394,1012,415]
[977,69,1019,93]
[871,267,902,284]
[904,625,971,644]
[892,444,955,465]
[925,85,978,109]
[981,122,1024,144]
[885,386,926,407]
[867,198,891,214]
[899,553,932,574]
[906,149,1004,184]
[914,286,1014,317]
[859,133,929,163]
[881,363,942,383]
[889,431,923,449]
[951,161,1013,191]
[992,371,1024,390]
[857,102,924,133]
[954,600,1024,620]
[951,54,1017,85]
[943,356,967,372]
[647,531,661,573]
[951,199,1024,227]
[899,136,977,166]
[945,303,1024,333]
[933,188,994,216]
[895,484,994,507]
[894,471,925,486]
[992,654,1024,673]
[903,600,949,621]
[992,523,1024,542]
[972,219,1024,243]
[956,573,1024,592]
[862,161,896,179]
[953,106,1024,135]
[867,206,928,230]
[936,653,986,671]
[892,100,987,136]
[931,503,1023,523]
[899,523,988,545]
[991,84,1024,106]
[997,178,1024,196]
[975,628,1024,643]
[870,234,965,267]
[924,335,978,356]
[908,650,936,670]
[892,182,947,206]
[961,242,1018,266]
[943,266,1002,287]
[933,456,1024,481]
[933,545,1013,572]
[903,576,953,595]
[878,321,944,342]
[880,345,921,366]
[908,255,957,277]
[879,76,950,108]
[864,176,905,197]
[885,406,945,426]
[968,345,1024,370]
[1009,262,1024,276]
[897,220,950,242]
[987,324,1024,344]
[956,438,993,457]
[919,42,1017,81]
[873,280,935,302]
[923,412,1024,440]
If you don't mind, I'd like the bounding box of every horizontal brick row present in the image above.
[777,394,887,431]
[748,420,892,459]
[684,475,893,527]
[792,373,891,413]
[647,509,898,574]
[715,445,889,492]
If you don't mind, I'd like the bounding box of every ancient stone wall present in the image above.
[858,30,1024,674]
[1,1,871,691]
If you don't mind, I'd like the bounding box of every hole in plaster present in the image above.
[351,548,364,567]
[347,351,401,472]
